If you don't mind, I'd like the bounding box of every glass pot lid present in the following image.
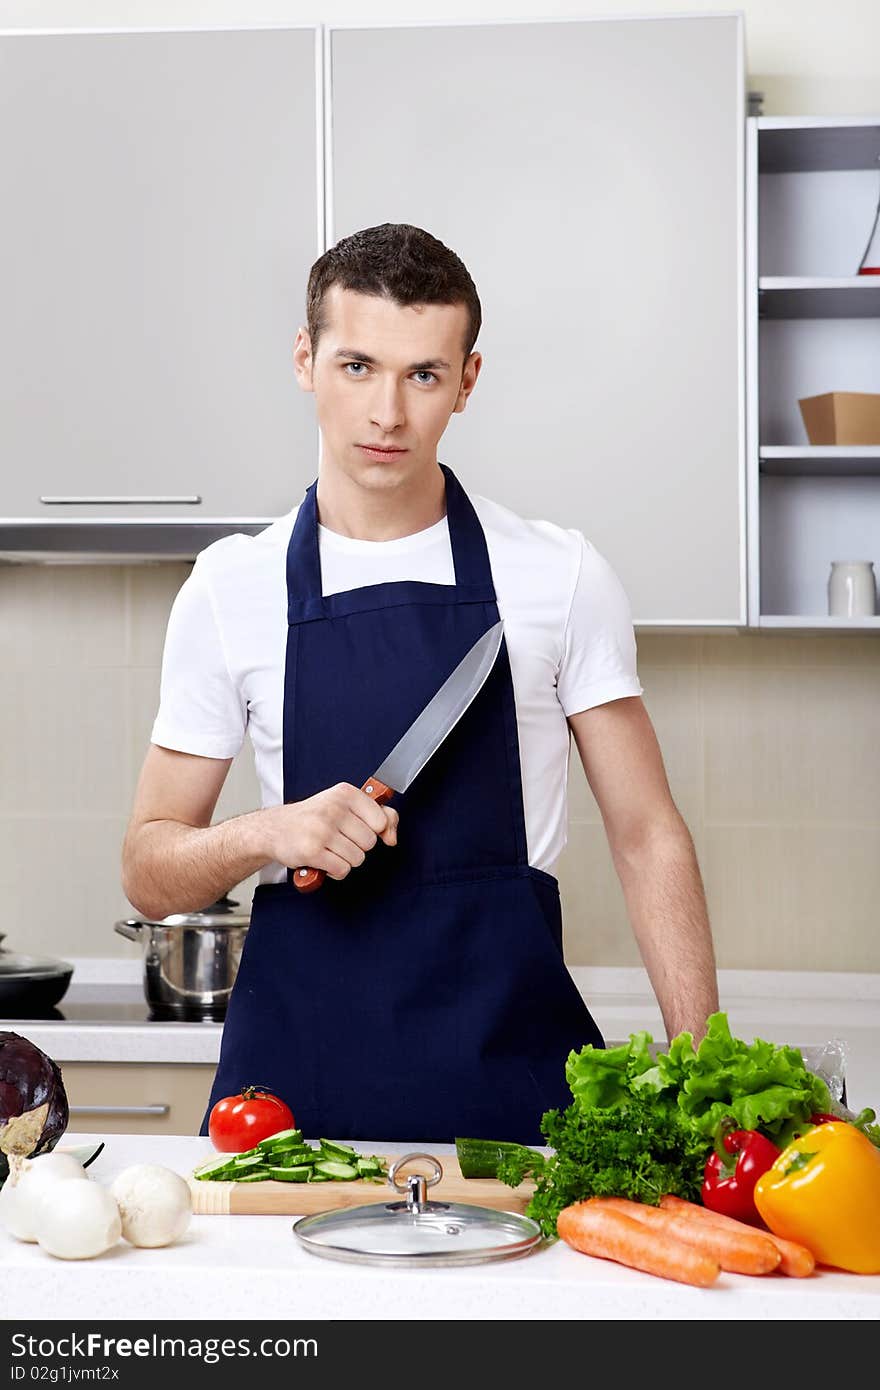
[115,895,251,930]
[292,1153,543,1268]
[0,933,73,980]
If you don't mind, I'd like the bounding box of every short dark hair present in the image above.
[306,223,481,370]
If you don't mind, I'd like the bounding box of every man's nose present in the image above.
[370,379,406,432]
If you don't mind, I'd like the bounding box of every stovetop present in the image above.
[0,987,224,1026]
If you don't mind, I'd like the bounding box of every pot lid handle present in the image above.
[388,1152,443,1212]
[114,920,143,942]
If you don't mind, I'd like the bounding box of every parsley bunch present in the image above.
[498,1094,706,1240]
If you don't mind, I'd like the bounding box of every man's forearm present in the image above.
[610,815,719,1043]
[122,812,271,920]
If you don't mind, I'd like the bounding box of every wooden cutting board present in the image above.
[189,1155,535,1216]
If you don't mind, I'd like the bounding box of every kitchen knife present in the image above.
[293,620,505,892]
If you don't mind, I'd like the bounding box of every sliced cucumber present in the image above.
[192,1154,238,1181]
[266,1165,312,1182]
[257,1128,305,1153]
[193,1138,389,1184]
[274,1147,318,1166]
[356,1158,380,1175]
[317,1138,359,1162]
[313,1159,359,1180]
[232,1152,268,1168]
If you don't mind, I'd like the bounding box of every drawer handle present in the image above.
[69,1104,171,1117]
[39,496,202,505]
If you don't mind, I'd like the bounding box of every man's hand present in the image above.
[122,746,399,920]
[261,783,398,881]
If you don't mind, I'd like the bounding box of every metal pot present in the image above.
[114,895,250,1021]
[0,933,74,1015]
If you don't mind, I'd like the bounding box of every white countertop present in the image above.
[7,963,879,1115]
[3,1132,878,1321]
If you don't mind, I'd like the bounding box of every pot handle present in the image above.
[114,920,143,943]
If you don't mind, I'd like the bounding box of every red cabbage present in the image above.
[0,1031,69,1188]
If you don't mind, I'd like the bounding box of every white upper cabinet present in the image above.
[0,26,320,549]
[329,16,745,624]
[1,17,745,614]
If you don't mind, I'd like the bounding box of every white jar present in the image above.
[827,561,877,617]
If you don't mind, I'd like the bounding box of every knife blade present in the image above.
[293,620,505,892]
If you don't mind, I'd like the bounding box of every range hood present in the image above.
[0,520,272,565]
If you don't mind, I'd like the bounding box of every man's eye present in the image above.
[342,363,436,384]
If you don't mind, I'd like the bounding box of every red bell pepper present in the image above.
[701,1118,781,1225]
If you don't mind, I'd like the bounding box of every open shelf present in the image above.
[757,118,880,173]
[749,117,880,630]
[758,278,880,319]
[760,446,880,476]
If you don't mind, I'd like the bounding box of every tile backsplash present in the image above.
[2,564,878,972]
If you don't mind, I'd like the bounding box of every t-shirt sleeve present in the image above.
[150,558,247,759]
[556,531,644,717]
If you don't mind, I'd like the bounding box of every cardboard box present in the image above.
[798,391,880,446]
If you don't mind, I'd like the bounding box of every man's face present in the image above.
[293,285,481,494]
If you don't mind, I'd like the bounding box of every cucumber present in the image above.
[257,1128,305,1153]
[317,1139,359,1162]
[193,1139,389,1183]
[275,1148,318,1166]
[454,1137,544,1180]
[313,1159,359,1180]
[192,1155,238,1181]
[266,1165,312,1182]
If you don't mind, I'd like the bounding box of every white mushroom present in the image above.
[35,1178,121,1260]
[110,1163,192,1248]
[0,1151,89,1243]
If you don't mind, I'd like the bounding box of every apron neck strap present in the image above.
[286,463,494,604]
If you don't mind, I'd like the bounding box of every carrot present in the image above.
[591,1196,781,1276]
[657,1194,816,1278]
[557,1199,720,1288]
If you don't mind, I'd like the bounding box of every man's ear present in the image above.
[453,350,482,414]
[293,326,315,392]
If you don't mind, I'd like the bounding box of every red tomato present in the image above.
[208,1085,295,1152]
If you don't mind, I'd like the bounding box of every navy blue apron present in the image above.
[200,465,603,1144]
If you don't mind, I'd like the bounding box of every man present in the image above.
[122,223,718,1144]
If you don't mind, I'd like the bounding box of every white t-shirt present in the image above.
[151,490,643,882]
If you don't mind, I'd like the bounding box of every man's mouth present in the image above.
[357,445,409,460]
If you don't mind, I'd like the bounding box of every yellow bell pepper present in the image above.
[754,1121,880,1274]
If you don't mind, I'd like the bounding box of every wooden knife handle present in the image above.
[293,778,395,893]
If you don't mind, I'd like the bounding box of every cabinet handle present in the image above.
[69,1104,170,1117]
[39,496,202,505]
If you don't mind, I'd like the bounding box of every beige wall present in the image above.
[562,631,880,972]
[2,564,878,971]
[1,1,879,972]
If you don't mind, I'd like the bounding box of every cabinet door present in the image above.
[0,27,320,524]
[61,1062,216,1136]
[329,16,745,623]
